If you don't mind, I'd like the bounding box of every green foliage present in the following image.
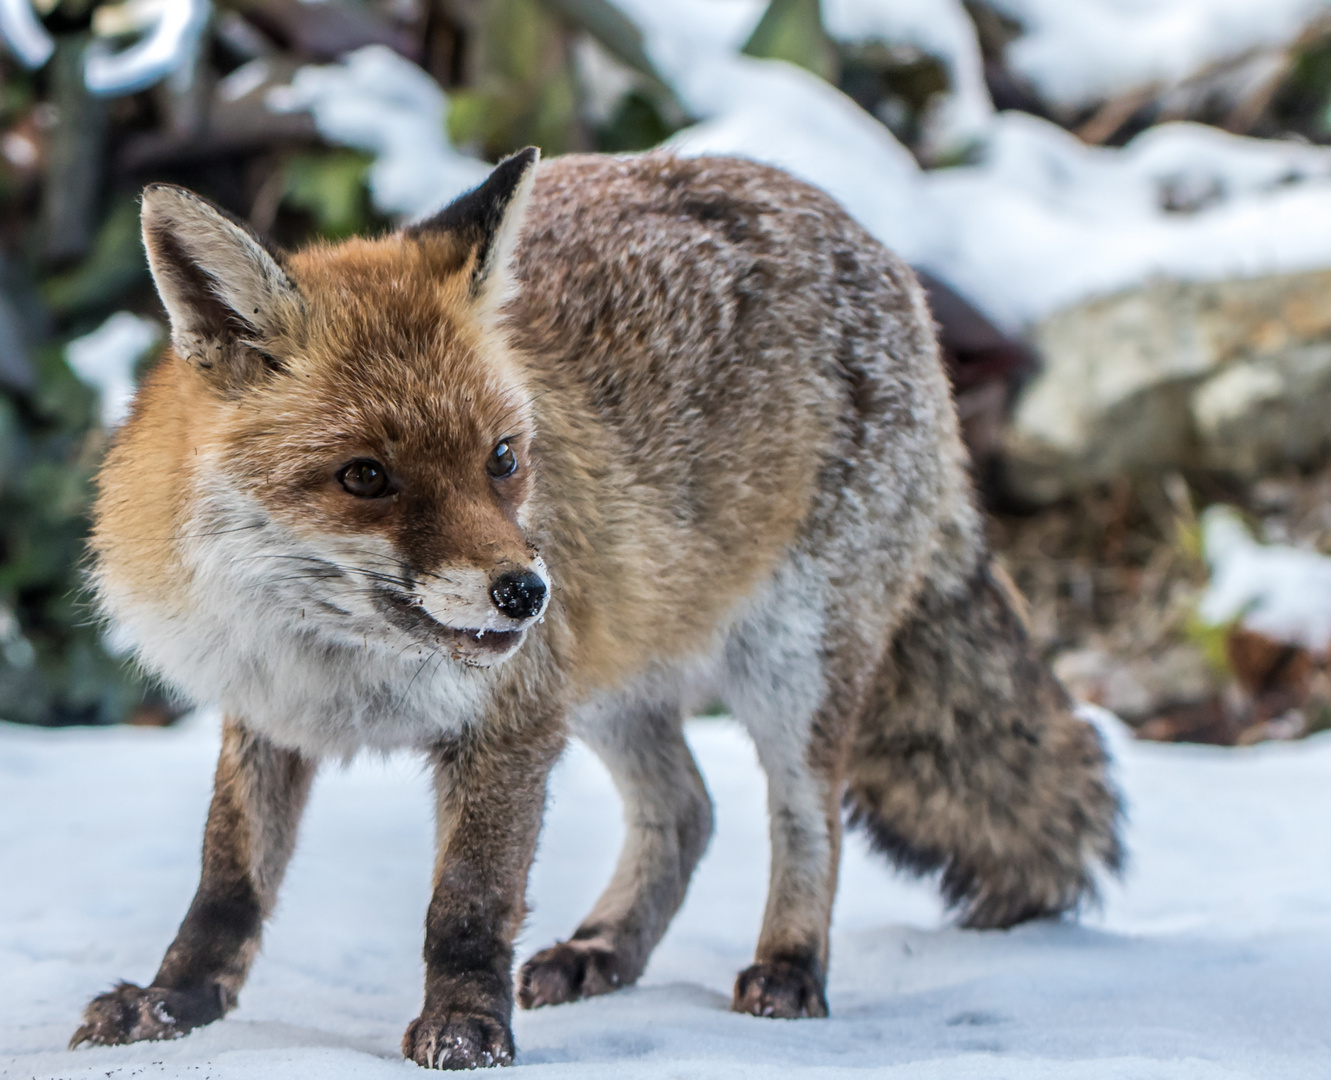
[1261,31,1331,140]
[742,0,837,82]
[1309,44,1331,137]
[431,0,689,166]
[283,150,373,240]
[542,0,664,85]
[1281,36,1331,137]
[596,90,673,153]
[1174,514,1203,564]
[1185,611,1234,679]
[43,199,148,317]
[0,340,156,725]
[449,0,584,159]
[0,73,33,125]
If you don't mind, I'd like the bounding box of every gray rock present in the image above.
[1004,268,1331,502]
[1052,644,1216,722]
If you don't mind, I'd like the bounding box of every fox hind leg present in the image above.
[728,700,844,1021]
[518,696,713,1008]
[845,555,1123,930]
[721,569,893,1021]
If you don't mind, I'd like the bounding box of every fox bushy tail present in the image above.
[846,538,1123,930]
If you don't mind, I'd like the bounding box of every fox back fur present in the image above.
[75,149,1121,1069]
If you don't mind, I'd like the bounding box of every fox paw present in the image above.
[517,940,627,1008]
[731,961,828,1019]
[402,1012,514,1070]
[70,981,226,1048]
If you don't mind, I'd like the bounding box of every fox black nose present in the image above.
[489,570,547,621]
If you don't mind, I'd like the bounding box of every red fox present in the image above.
[73,148,1121,1069]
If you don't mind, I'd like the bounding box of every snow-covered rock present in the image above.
[918,114,1331,330]
[260,10,1331,341]
[631,9,1331,330]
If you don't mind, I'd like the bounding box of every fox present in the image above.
[71,148,1121,1069]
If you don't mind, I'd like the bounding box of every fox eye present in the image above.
[487,440,517,479]
[338,459,391,498]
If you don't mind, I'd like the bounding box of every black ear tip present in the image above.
[406,148,540,243]
[508,146,540,170]
[491,146,540,187]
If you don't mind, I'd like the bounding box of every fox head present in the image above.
[119,149,549,671]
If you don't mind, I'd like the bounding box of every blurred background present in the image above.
[4,0,1331,746]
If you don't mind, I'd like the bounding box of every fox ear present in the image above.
[406,146,540,313]
[140,184,300,389]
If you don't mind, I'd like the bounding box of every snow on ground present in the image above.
[3,709,1331,1078]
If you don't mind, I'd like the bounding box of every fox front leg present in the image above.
[403,715,563,1070]
[72,718,315,1048]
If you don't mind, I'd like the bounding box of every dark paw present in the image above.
[70,981,226,1048]
[517,940,626,1009]
[731,961,828,1019]
[402,1013,514,1070]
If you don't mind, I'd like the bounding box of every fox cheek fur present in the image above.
[77,147,1122,1069]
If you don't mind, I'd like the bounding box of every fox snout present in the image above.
[404,557,549,665]
[490,570,547,621]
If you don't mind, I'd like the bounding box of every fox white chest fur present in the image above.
[108,475,505,755]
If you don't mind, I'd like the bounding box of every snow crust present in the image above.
[5,709,1331,1078]
[64,311,161,429]
[992,0,1331,110]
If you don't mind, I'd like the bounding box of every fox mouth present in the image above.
[373,590,527,665]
